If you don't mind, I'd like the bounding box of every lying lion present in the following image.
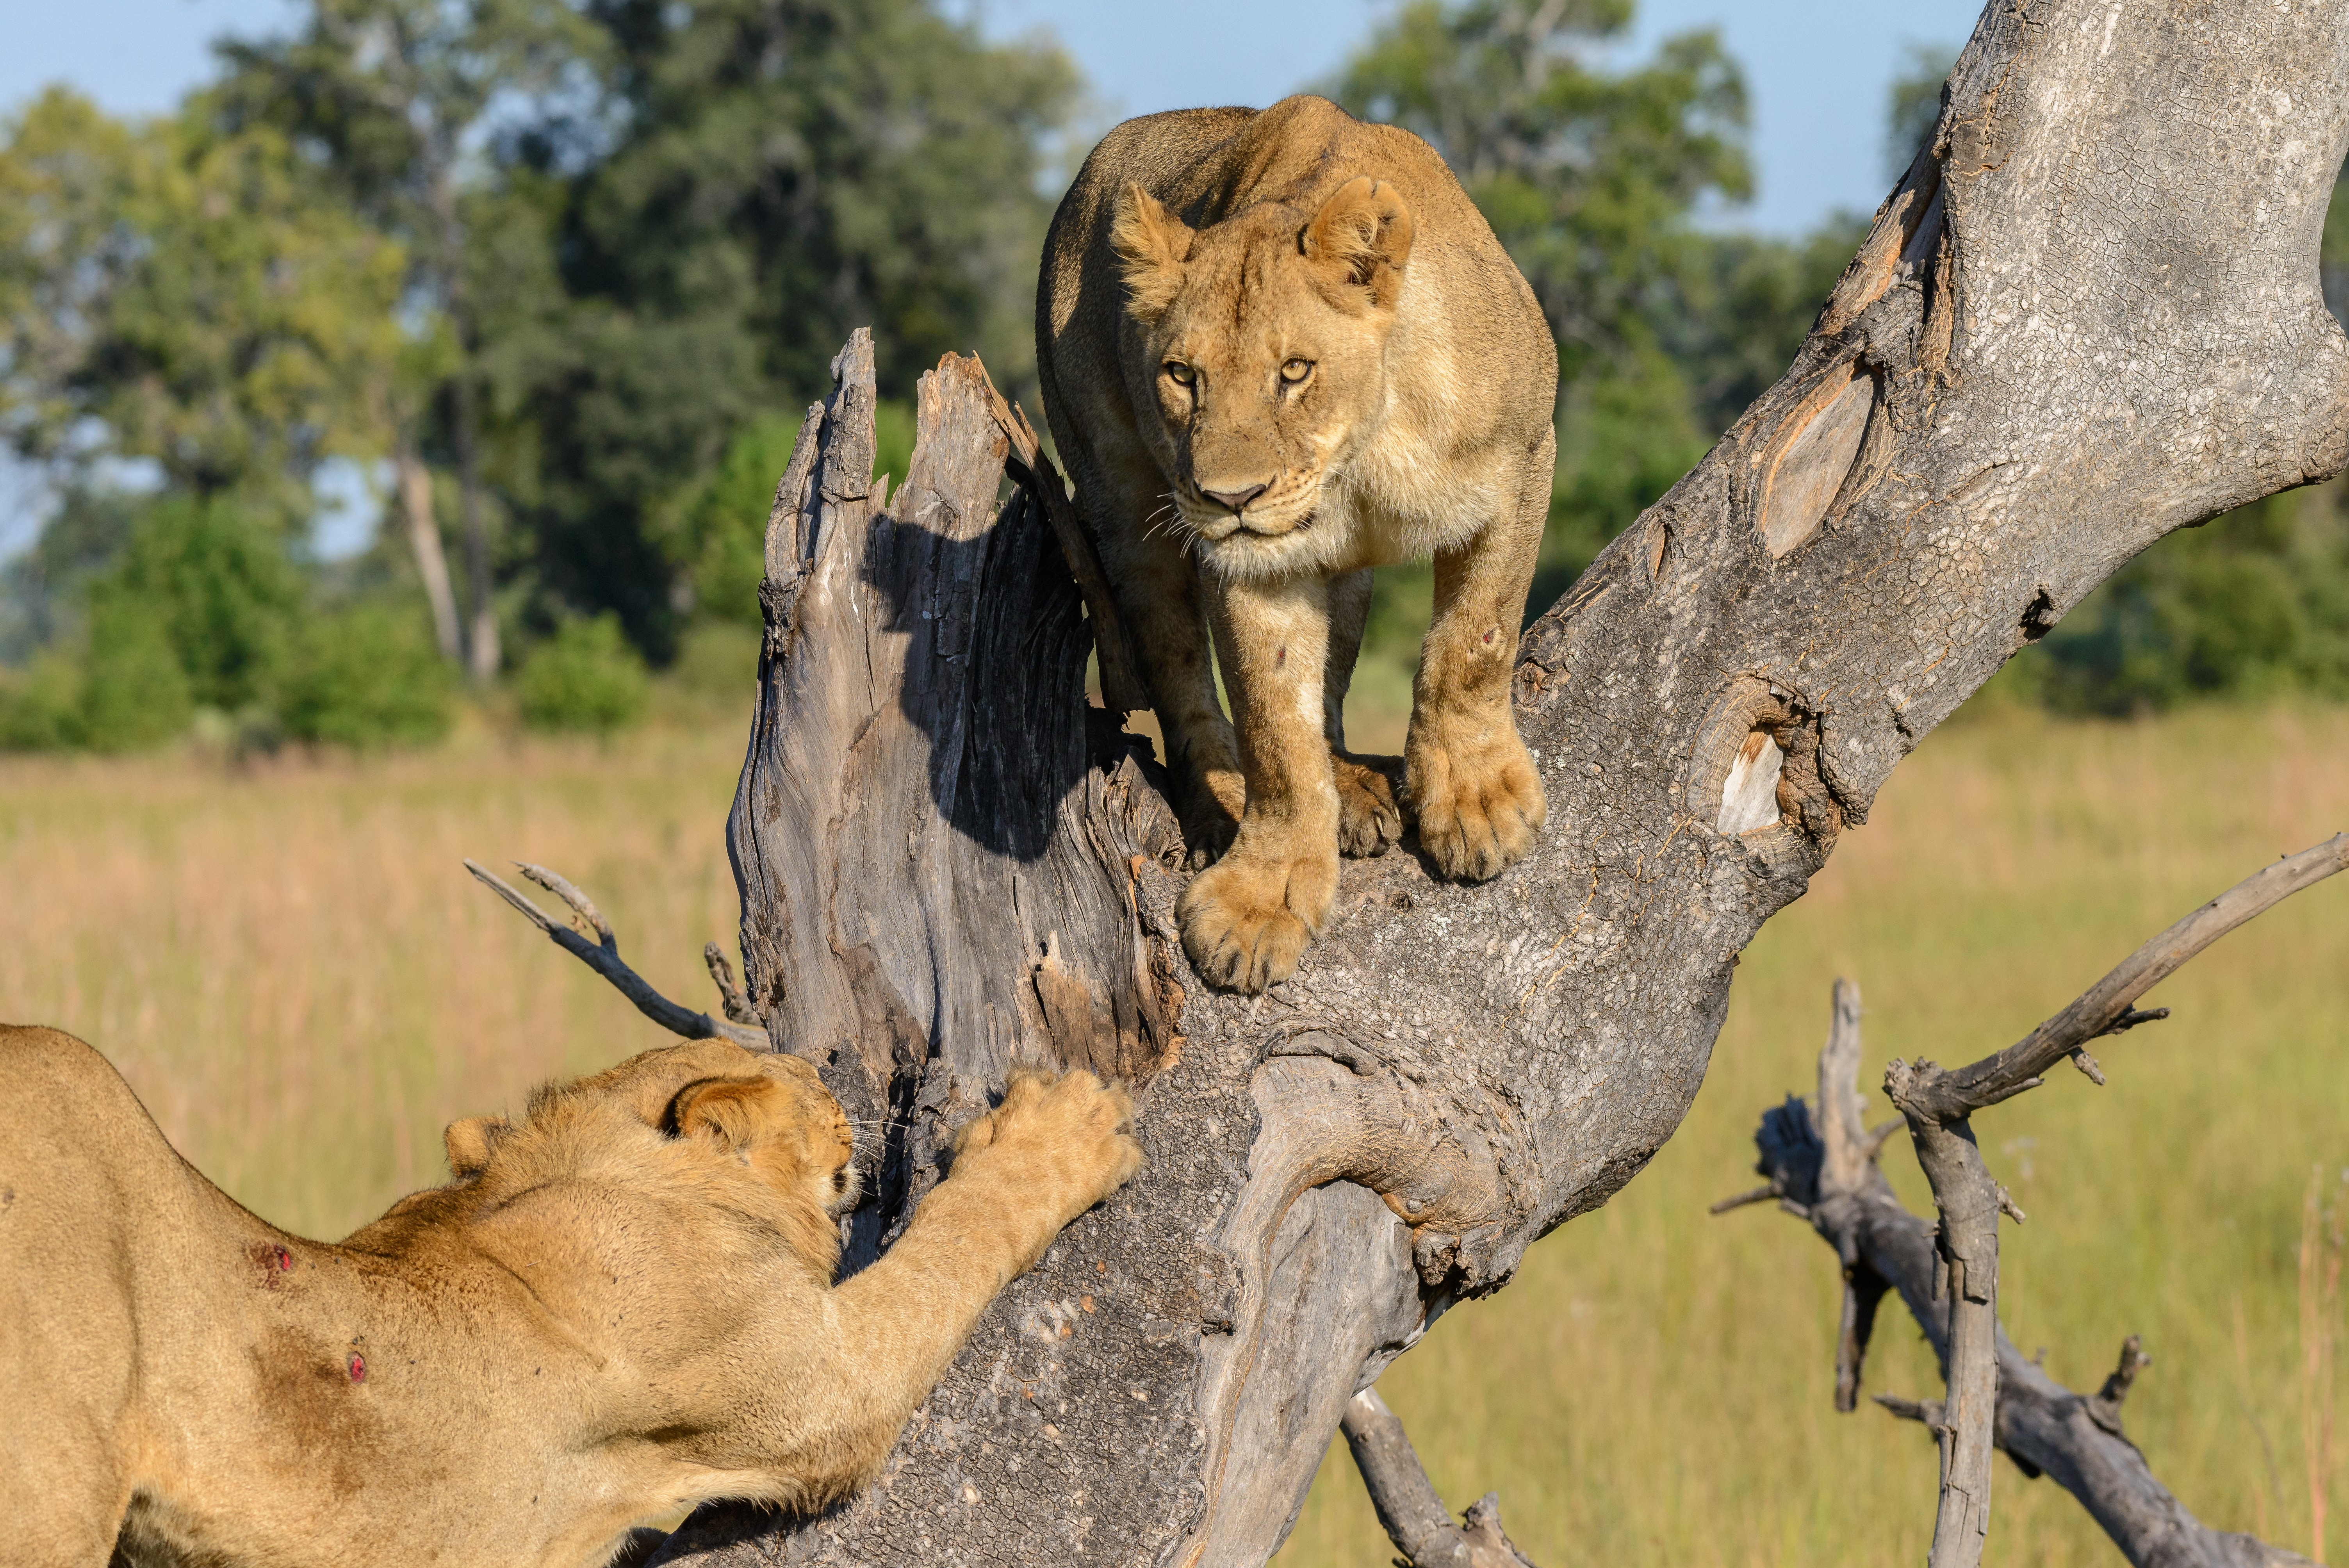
[0,1027,1141,1567]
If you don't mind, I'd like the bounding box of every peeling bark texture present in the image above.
[653,5,2349,1563]
[1730,978,2319,1568]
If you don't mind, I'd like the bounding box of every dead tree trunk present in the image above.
[650,4,2349,1562]
[1722,964,2328,1568]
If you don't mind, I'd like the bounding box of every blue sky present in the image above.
[0,0,1988,554]
[12,0,1989,234]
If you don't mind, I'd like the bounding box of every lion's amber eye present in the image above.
[1164,360,1195,387]
[1280,358,1313,384]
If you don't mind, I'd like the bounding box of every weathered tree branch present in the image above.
[1878,837,2349,1565]
[1722,968,2326,1568]
[630,6,2349,1561]
[463,859,767,1049]
[1339,1386,1542,1568]
[1892,836,2349,1124]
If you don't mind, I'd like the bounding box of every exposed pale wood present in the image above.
[1725,975,2323,1568]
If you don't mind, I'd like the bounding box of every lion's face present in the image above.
[444,1041,862,1224]
[1114,176,1415,579]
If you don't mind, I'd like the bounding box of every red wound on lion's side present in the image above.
[276,1247,292,1272]
[348,1352,366,1383]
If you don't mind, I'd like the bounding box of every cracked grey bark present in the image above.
[651,4,2349,1563]
[1726,973,2323,1568]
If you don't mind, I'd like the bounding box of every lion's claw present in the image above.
[1407,735,1546,881]
[1333,752,1403,859]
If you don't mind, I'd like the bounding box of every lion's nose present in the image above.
[1201,482,1268,513]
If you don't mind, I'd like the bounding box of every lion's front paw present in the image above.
[1175,845,1337,993]
[1407,731,1547,880]
[1333,752,1403,859]
[955,1069,1143,1218]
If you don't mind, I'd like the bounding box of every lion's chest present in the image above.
[1320,433,1511,572]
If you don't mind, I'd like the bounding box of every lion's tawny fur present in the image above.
[0,1026,1140,1567]
[1036,95,1559,994]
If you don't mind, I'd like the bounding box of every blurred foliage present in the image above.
[1884,41,1956,182]
[210,0,607,675]
[280,602,457,748]
[6,0,2349,742]
[480,0,1075,656]
[1998,486,2349,716]
[514,612,650,734]
[99,496,305,716]
[0,87,407,516]
[0,494,456,752]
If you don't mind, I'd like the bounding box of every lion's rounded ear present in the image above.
[1111,182,1192,318]
[444,1115,510,1179]
[1301,176,1414,312]
[665,1077,788,1153]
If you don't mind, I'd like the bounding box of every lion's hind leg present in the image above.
[1321,568,1403,860]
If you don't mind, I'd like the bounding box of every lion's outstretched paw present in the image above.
[1407,731,1547,881]
[1175,845,1337,993]
[954,1069,1142,1216]
[1332,752,1403,859]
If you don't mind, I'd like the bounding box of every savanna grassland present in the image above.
[3,697,2345,1567]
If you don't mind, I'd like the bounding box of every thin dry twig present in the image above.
[1895,834,2349,1123]
[466,859,768,1049]
[703,943,757,1025]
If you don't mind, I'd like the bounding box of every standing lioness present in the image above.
[1037,94,1557,994]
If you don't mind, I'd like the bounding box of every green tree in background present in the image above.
[0,88,406,518]
[212,0,606,679]
[1884,41,1954,181]
[9,0,2349,746]
[480,0,1075,659]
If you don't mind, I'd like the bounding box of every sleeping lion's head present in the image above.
[1112,174,1414,576]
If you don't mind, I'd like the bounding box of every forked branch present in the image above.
[465,859,768,1049]
[1892,835,2349,1123]
[1718,901,2342,1566]
[1339,1388,1542,1568]
[1873,836,2348,1566]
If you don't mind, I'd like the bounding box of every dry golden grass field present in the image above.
[3,696,2345,1566]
